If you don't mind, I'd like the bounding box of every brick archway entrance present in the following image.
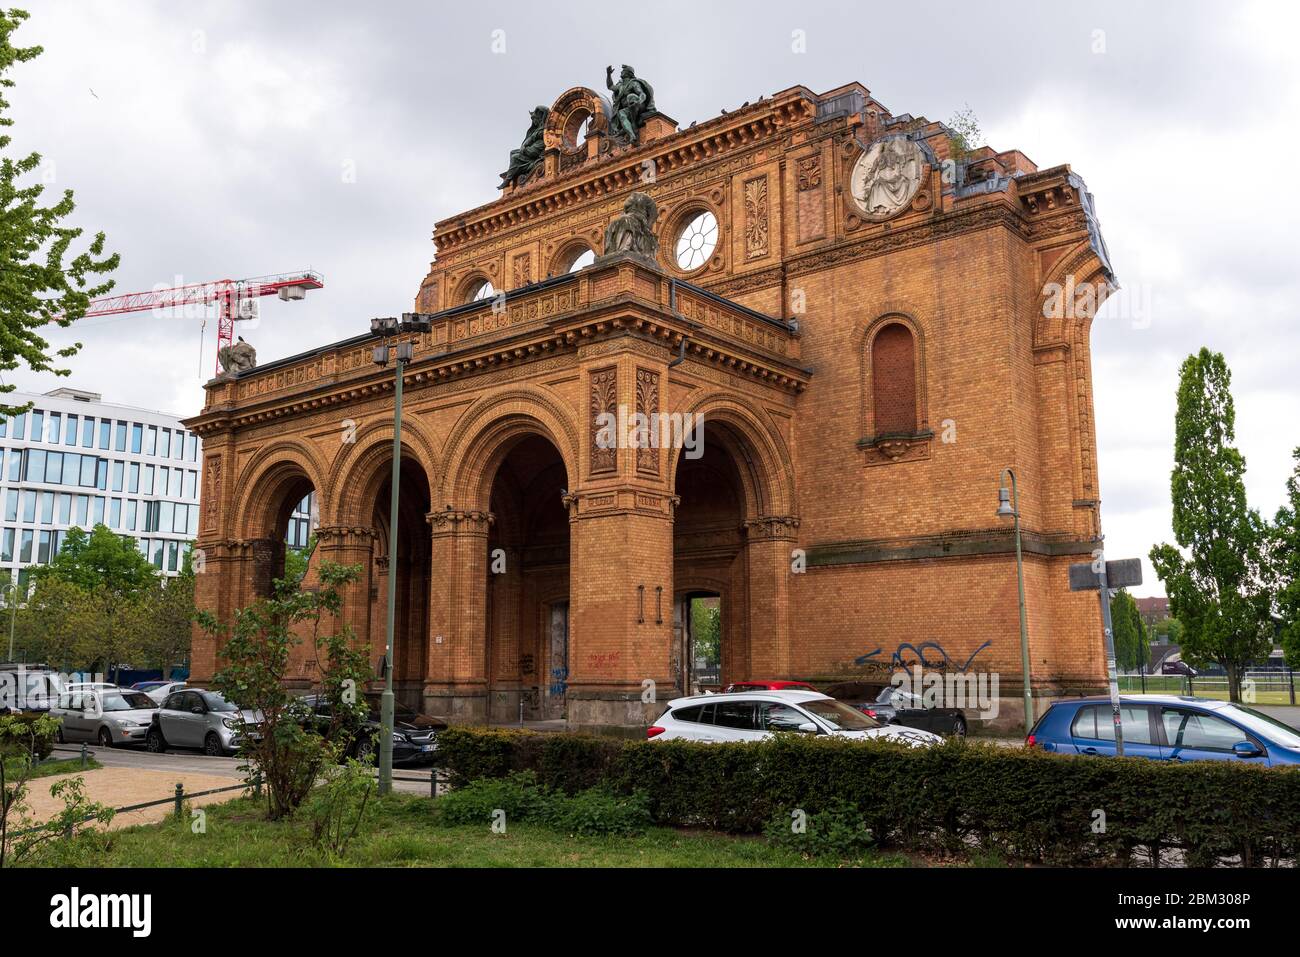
[483,433,570,724]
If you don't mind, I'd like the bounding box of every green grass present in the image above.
[3,756,102,781]
[20,793,922,868]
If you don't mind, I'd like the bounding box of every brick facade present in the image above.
[185,80,1115,730]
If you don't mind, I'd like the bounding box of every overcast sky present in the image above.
[7,1,1297,596]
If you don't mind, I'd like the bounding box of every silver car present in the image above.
[52,688,158,748]
[146,688,261,756]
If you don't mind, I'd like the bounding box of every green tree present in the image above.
[1109,589,1147,672]
[16,576,87,668]
[29,525,158,679]
[134,555,195,673]
[690,599,720,670]
[946,104,981,165]
[0,9,118,417]
[283,535,316,587]
[1270,447,1300,668]
[202,563,371,820]
[1152,616,1184,645]
[1149,349,1272,701]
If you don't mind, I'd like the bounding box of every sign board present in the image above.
[1068,558,1143,592]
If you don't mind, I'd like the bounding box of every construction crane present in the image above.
[76,270,324,375]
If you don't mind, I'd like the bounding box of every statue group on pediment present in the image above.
[499,65,657,189]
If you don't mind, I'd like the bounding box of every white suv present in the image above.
[648,690,942,747]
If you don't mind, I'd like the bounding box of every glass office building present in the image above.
[0,388,201,594]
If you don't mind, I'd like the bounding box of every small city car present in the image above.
[52,688,157,748]
[648,690,943,747]
[147,689,261,756]
[1027,695,1300,766]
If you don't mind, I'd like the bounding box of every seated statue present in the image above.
[602,191,659,259]
[500,106,549,189]
[217,336,257,377]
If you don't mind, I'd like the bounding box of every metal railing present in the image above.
[1119,670,1298,704]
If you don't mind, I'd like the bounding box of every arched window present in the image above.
[871,323,917,436]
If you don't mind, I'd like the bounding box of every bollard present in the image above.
[430,769,437,800]
[64,821,73,840]
[173,782,184,821]
[80,743,87,769]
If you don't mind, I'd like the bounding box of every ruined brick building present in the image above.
[186,77,1116,730]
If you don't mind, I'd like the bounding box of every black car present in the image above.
[823,681,968,736]
[297,694,445,766]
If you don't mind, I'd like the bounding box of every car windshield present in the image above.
[1219,704,1300,749]
[800,698,881,731]
[201,692,239,713]
[102,691,155,712]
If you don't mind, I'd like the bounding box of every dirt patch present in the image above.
[20,767,250,831]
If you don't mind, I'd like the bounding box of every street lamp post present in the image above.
[370,313,432,796]
[6,578,18,663]
[997,468,1033,734]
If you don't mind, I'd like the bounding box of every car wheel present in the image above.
[354,736,375,764]
[953,715,968,738]
[204,733,224,757]
[97,727,114,749]
[146,729,166,753]
[55,726,64,743]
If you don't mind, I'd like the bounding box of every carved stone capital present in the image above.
[426,509,496,534]
[742,515,801,541]
[315,525,376,549]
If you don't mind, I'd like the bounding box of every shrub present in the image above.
[305,757,374,858]
[434,771,651,837]
[434,771,554,827]
[436,726,1300,867]
[541,787,651,837]
[0,713,54,761]
[764,800,876,859]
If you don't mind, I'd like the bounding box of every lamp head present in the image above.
[997,485,1016,518]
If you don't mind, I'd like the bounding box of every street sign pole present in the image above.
[1095,560,1124,758]
[1069,556,1142,759]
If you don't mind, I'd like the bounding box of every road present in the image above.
[50,743,442,797]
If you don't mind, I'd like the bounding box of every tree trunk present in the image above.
[1225,661,1241,703]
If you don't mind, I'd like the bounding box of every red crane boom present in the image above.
[78,269,324,375]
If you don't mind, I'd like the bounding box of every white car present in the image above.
[51,688,158,748]
[144,681,189,705]
[648,690,943,747]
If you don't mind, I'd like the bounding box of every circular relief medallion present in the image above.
[850,137,925,221]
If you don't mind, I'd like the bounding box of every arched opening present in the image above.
[672,423,749,693]
[243,462,318,599]
[552,242,595,276]
[484,433,570,724]
[368,456,432,708]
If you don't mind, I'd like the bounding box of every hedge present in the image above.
[435,727,1300,866]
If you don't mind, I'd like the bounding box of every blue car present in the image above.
[1027,695,1300,766]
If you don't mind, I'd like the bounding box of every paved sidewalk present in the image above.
[22,766,249,831]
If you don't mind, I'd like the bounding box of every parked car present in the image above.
[1026,695,1300,766]
[1160,660,1199,677]
[824,680,968,737]
[51,688,157,748]
[141,681,189,705]
[146,689,261,756]
[648,689,943,747]
[722,679,819,693]
[296,694,445,766]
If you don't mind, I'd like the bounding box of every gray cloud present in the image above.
[9,0,1298,597]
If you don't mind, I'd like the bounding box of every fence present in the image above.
[1119,669,1298,705]
[10,747,447,843]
